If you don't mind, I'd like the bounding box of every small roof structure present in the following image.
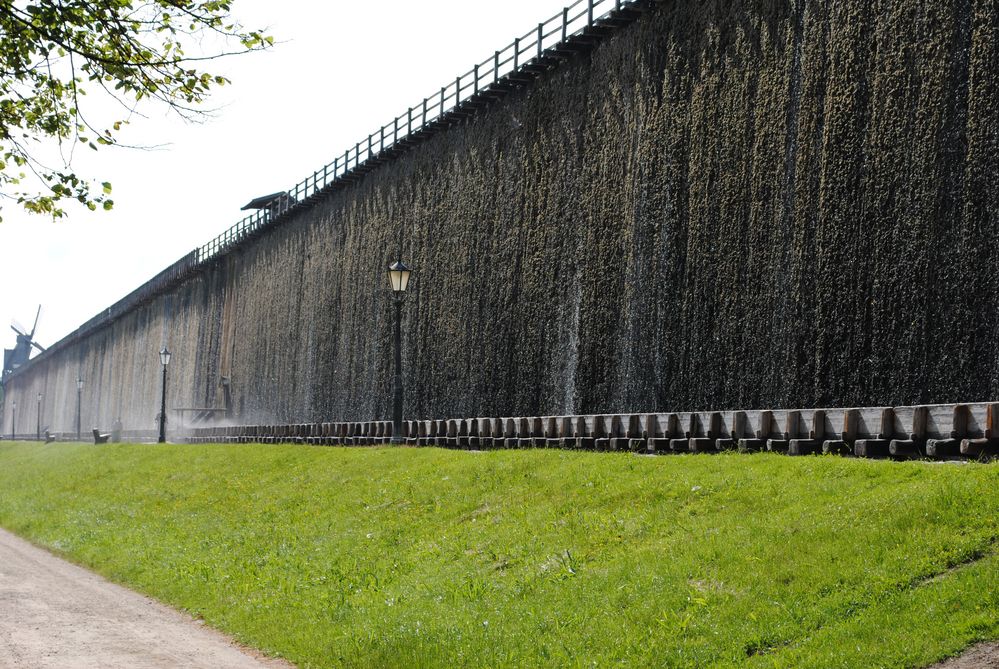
[241,191,291,211]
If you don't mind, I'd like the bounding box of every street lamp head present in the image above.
[160,347,172,366]
[37,392,42,402]
[77,377,84,391]
[11,401,15,410]
[388,260,412,293]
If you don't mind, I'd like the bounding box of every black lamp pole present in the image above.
[387,261,412,445]
[158,347,171,444]
[10,401,15,440]
[36,392,41,441]
[392,295,403,443]
[76,377,83,441]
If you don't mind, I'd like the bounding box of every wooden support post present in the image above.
[554,417,572,449]
[788,439,822,455]
[888,406,929,458]
[403,421,418,446]
[647,414,676,453]
[855,439,891,458]
[624,415,645,452]
[594,416,611,451]
[538,23,543,59]
[689,438,715,453]
[987,403,999,440]
[737,410,770,451]
[608,415,629,451]
[503,418,519,449]
[468,419,485,449]
[822,440,851,455]
[669,438,690,453]
[570,417,589,449]
[925,438,959,458]
[544,417,560,448]
[888,439,921,459]
[486,420,501,449]
[529,417,546,448]
[515,418,532,448]
[767,438,790,454]
[562,8,568,41]
[961,438,999,458]
[788,410,823,454]
[689,412,720,453]
[843,408,860,443]
[514,38,520,70]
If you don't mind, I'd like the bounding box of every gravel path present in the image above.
[0,528,293,668]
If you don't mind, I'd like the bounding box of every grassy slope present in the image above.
[0,442,996,668]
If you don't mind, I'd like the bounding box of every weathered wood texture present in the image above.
[180,402,999,461]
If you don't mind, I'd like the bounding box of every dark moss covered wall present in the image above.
[5,0,999,432]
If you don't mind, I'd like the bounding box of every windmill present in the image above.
[3,306,45,381]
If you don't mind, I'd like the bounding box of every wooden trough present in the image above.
[184,402,999,461]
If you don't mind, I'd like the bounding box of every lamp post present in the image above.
[76,377,84,441]
[158,347,171,443]
[36,392,42,441]
[387,260,412,444]
[10,401,15,440]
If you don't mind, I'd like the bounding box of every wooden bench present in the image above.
[92,428,110,444]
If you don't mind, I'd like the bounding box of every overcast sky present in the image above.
[0,0,571,350]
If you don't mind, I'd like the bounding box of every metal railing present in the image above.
[194,0,639,264]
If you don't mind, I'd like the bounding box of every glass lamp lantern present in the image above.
[388,260,412,293]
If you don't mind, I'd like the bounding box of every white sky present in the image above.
[0,0,571,349]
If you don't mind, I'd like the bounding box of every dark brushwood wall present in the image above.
[4,0,998,432]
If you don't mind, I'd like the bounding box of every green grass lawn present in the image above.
[0,442,997,668]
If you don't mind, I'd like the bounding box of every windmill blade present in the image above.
[10,319,27,336]
[30,341,46,353]
[29,305,41,337]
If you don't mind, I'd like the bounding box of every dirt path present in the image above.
[0,528,293,668]
[930,642,999,668]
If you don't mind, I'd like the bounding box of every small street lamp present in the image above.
[158,347,171,443]
[76,377,84,441]
[388,260,412,444]
[10,401,15,440]
[36,392,42,441]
